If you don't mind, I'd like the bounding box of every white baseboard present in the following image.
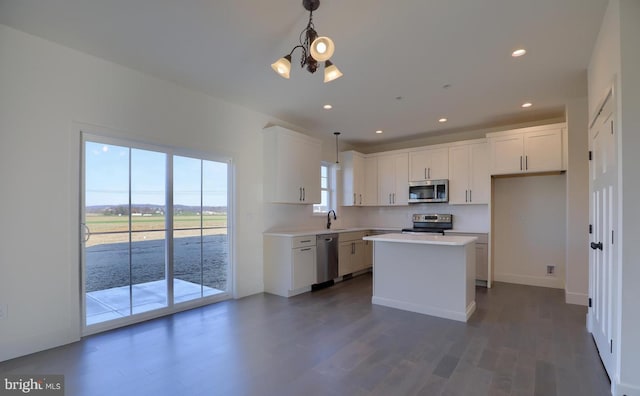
[372,296,473,322]
[613,377,640,396]
[565,291,588,306]
[494,272,564,289]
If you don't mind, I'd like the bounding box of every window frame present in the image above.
[313,162,336,214]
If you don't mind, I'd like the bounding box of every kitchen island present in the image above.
[363,233,477,322]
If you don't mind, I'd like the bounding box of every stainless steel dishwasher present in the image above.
[314,233,338,288]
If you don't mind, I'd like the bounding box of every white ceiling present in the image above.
[0,0,608,147]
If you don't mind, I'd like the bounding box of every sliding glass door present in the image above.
[81,133,231,332]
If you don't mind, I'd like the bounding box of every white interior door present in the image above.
[589,91,617,379]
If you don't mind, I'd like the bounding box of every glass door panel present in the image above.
[203,160,228,295]
[130,149,167,314]
[84,142,131,325]
[173,156,204,303]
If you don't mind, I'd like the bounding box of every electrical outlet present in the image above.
[0,304,7,320]
[546,265,555,276]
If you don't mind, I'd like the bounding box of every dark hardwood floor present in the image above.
[0,274,610,396]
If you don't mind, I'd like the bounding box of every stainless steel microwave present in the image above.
[408,179,449,203]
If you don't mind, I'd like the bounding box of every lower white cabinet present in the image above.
[264,235,317,297]
[338,231,370,276]
[446,232,489,282]
[292,244,317,290]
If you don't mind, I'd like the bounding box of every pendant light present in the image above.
[271,0,343,83]
[334,131,341,170]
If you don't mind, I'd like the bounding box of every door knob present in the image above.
[590,242,603,250]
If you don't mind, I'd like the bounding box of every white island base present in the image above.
[363,233,477,322]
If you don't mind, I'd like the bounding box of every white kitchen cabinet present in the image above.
[448,141,489,204]
[487,124,565,175]
[377,153,408,206]
[409,147,448,181]
[446,232,489,283]
[338,231,368,276]
[341,151,365,206]
[264,235,317,297]
[342,151,378,206]
[263,126,321,204]
[292,244,317,290]
[363,156,378,205]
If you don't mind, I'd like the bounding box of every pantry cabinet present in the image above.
[263,126,321,204]
[448,141,489,204]
[487,124,565,175]
[377,153,409,206]
[409,147,448,181]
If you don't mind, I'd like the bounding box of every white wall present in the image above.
[588,0,640,394]
[492,174,567,289]
[0,24,303,361]
[617,0,640,393]
[565,98,590,305]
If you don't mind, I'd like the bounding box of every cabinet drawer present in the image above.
[339,231,366,242]
[292,236,316,248]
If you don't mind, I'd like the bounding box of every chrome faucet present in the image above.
[327,210,337,229]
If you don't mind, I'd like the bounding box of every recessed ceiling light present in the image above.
[323,104,332,109]
[512,49,527,57]
[439,118,448,123]
[376,130,383,134]
[521,102,533,108]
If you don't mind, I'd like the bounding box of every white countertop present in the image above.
[363,233,477,246]
[263,227,402,237]
[263,227,487,237]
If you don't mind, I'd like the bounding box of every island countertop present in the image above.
[363,233,477,246]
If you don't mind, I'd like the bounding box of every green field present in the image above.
[85,214,227,246]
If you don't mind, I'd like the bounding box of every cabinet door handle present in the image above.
[424,168,427,180]
[465,190,468,202]
[303,187,305,201]
[353,193,356,205]
[469,190,472,202]
[300,240,311,243]
[300,247,312,251]
[359,194,362,205]
[389,193,392,204]
[520,156,523,171]
[525,156,528,170]
[299,187,302,201]
[428,167,431,179]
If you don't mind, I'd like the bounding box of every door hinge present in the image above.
[588,298,592,308]
[589,224,593,234]
[589,151,592,161]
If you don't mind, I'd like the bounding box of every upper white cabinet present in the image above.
[487,124,565,175]
[377,152,408,206]
[363,156,378,206]
[409,147,448,181]
[448,141,489,204]
[263,126,321,204]
[342,151,378,206]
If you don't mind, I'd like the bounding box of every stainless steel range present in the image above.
[402,213,453,235]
